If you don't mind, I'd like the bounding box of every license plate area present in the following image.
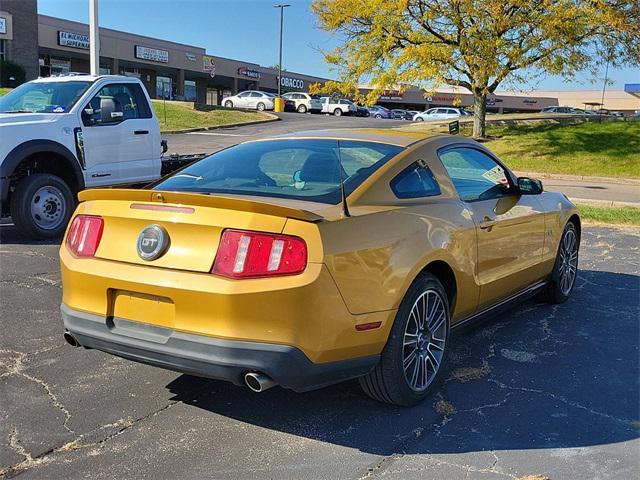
[107,290,175,343]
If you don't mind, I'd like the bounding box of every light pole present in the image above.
[89,0,100,75]
[274,4,290,97]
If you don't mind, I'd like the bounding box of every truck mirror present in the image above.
[99,97,123,124]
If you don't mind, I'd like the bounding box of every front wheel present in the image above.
[10,173,74,239]
[333,108,342,117]
[374,114,382,119]
[540,222,579,304]
[256,102,266,111]
[415,117,424,122]
[224,100,233,108]
[297,104,307,113]
[360,273,450,406]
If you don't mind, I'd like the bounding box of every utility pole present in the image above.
[89,0,100,75]
[274,4,290,97]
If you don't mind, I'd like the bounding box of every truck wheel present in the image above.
[333,108,342,117]
[256,102,266,111]
[10,174,74,239]
[224,100,233,108]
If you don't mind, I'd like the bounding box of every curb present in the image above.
[515,171,640,186]
[160,115,280,135]
[572,198,639,208]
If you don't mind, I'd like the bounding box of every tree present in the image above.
[311,0,639,138]
[0,59,26,87]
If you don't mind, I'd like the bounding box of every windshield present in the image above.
[154,139,404,204]
[0,81,92,114]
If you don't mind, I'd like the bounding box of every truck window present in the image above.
[84,83,151,125]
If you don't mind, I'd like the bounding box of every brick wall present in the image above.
[0,0,38,81]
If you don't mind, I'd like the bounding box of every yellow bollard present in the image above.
[274,97,285,113]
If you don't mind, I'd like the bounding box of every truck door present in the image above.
[80,82,160,186]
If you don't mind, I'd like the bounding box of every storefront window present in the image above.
[99,66,111,75]
[184,80,197,102]
[156,76,172,99]
[0,40,6,61]
[50,59,71,76]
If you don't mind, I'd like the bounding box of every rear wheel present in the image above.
[297,104,307,113]
[360,273,450,406]
[256,102,266,111]
[224,100,233,108]
[540,222,579,304]
[333,108,342,117]
[10,173,74,239]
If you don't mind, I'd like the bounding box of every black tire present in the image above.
[256,102,266,111]
[374,114,382,119]
[360,273,451,406]
[224,100,233,108]
[10,174,74,239]
[297,104,307,113]
[333,108,342,117]
[540,222,579,304]
[415,117,424,122]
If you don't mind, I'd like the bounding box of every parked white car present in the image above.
[281,92,322,113]
[0,75,169,238]
[413,107,471,121]
[320,97,357,116]
[222,91,275,111]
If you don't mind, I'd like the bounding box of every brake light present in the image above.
[66,215,104,257]
[212,229,307,278]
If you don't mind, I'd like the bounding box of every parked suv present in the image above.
[413,107,470,121]
[281,92,322,113]
[0,75,168,238]
[222,91,275,111]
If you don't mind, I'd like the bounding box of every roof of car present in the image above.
[269,128,444,147]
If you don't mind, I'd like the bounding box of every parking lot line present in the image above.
[185,132,251,137]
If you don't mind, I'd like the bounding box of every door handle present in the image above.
[479,216,496,230]
[134,130,149,135]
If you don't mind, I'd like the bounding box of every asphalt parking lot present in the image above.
[1,221,638,479]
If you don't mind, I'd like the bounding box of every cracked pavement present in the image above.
[0,224,638,479]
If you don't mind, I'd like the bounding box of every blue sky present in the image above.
[39,0,638,91]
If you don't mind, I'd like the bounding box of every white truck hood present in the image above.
[0,113,61,127]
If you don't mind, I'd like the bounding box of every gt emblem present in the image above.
[137,225,169,261]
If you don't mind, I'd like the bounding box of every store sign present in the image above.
[523,99,538,105]
[58,31,89,49]
[0,17,6,35]
[426,95,455,102]
[135,45,169,63]
[185,53,197,61]
[379,90,403,100]
[238,67,261,79]
[203,55,216,78]
[280,76,304,90]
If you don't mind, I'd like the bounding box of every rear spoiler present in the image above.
[77,189,324,222]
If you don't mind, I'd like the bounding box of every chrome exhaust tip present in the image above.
[63,331,80,347]
[244,372,277,393]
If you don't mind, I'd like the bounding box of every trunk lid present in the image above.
[77,189,323,272]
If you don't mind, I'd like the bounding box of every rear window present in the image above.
[154,139,404,204]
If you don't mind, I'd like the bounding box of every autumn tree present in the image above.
[311,0,639,138]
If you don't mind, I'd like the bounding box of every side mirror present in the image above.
[517,177,543,195]
[99,97,123,124]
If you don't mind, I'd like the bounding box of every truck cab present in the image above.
[0,74,162,238]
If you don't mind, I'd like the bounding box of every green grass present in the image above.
[486,121,640,178]
[0,87,12,96]
[577,205,640,225]
[152,100,274,132]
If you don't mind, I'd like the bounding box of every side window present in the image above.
[391,160,441,199]
[250,92,263,98]
[439,147,511,202]
[83,83,150,126]
[238,91,251,98]
[436,108,447,114]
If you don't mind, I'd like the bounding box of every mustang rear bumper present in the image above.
[61,304,378,392]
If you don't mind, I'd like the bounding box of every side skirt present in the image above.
[451,280,548,335]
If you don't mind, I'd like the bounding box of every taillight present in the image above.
[66,215,104,257]
[212,229,307,279]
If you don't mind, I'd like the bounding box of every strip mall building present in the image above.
[1,0,639,113]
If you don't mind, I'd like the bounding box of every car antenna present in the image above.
[336,140,351,218]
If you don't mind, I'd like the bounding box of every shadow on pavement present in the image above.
[166,269,639,456]
[0,223,62,246]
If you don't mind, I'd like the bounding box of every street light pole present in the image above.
[274,4,290,97]
[89,0,100,75]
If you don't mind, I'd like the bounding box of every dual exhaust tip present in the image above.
[63,332,277,393]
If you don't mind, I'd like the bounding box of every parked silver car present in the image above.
[222,91,275,111]
[413,107,471,121]
[282,92,322,113]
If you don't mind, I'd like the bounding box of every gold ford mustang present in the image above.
[60,129,580,406]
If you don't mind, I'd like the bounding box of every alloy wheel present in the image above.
[558,228,578,295]
[402,289,447,392]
